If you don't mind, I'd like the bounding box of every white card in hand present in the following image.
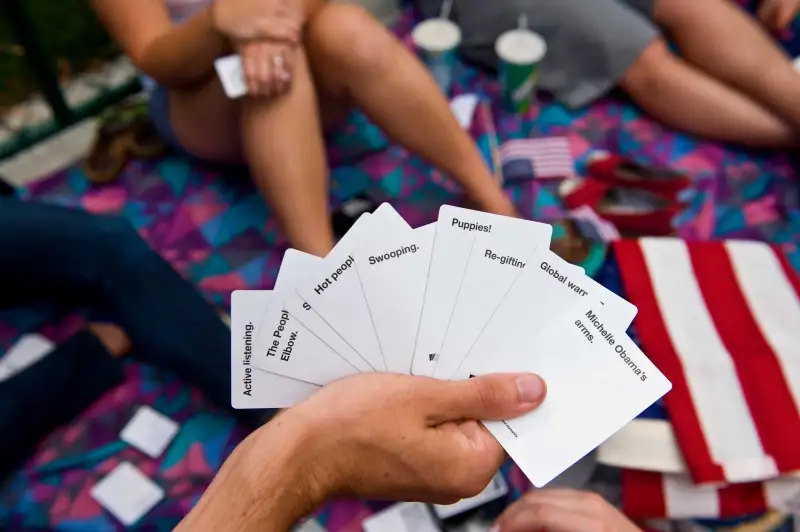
[433,227,542,380]
[120,405,179,459]
[452,248,637,381]
[295,205,408,371]
[356,222,436,374]
[231,290,319,409]
[253,250,360,386]
[412,205,552,377]
[90,462,164,526]
[214,55,247,99]
[475,303,671,487]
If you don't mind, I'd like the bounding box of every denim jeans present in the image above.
[0,198,267,479]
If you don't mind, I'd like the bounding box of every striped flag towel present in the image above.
[568,206,621,242]
[500,137,575,182]
[614,238,800,485]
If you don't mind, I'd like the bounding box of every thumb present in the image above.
[426,373,546,424]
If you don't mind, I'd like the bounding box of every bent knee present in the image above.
[306,4,393,74]
[619,38,675,96]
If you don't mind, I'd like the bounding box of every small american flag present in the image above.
[568,206,621,242]
[500,137,575,182]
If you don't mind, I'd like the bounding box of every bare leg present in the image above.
[240,49,335,256]
[653,0,800,131]
[305,3,517,217]
[620,40,797,147]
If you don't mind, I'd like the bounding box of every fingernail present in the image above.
[490,525,500,532]
[516,374,545,404]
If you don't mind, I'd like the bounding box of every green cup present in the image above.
[495,29,547,114]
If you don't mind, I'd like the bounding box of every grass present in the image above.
[0,0,119,109]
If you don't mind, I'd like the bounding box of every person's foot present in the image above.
[87,323,132,358]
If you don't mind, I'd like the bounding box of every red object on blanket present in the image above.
[614,239,800,486]
[587,154,691,200]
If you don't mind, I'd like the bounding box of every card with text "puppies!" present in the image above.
[411,206,552,377]
[473,301,671,487]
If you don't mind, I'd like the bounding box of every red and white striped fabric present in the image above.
[622,470,800,520]
[499,137,575,181]
[614,238,800,485]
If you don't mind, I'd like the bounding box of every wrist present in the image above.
[177,414,325,531]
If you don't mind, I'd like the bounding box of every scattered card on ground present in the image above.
[433,227,542,380]
[0,333,55,381]
[362,502,440,532]
[215,55,246,99]
[412,205,552,377]
[433,472,508,519]
[357,222,436,374]
[120,406,179,459]
[231,290,319,409]
[295,205,408,371]
[253,250,360,386]
[453,248,636,381]
[90,462,165,526]
[474,302,671,487]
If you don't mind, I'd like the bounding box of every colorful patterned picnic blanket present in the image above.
[2,1,800,529]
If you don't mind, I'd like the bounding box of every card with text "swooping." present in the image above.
[357,222,436,374]
[412,205,552,377]
[252,250,360,386]
[231,290,319,409]
[452,247,638,382]
[473,301,671,487]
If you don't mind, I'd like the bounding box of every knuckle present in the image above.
[581,492,608,513]
[473,379,499,413]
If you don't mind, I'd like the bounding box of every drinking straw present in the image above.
[440,0,454,19]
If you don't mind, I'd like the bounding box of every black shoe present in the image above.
[331,194,379,239]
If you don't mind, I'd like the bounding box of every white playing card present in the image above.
[253,250,360,386]
[120,406,179,459]
[90,462,164,526]
[356,222,436,374]
[294,205,408,371]
[474,302,671,487]
[283,295,373,373]
[214,55,246,99]
[452,248,637,381]
[412,205,552,377]
[362,502,440,532]
[432,227,543,380]
[231,290,319,409]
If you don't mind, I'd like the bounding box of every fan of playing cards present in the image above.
[232,204,671,488]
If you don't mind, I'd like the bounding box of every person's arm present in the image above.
[91,0,227,89]
[174,415,321,532]
[175,372,547,531]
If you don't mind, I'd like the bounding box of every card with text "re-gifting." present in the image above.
[294,204,409,371]
[252,250,360,386]
[231,290,319,409]
[474,302,671,487]
[412,205,552,377]
[451,248,637,382]
[356,222,436,374]
[433,227,544,380]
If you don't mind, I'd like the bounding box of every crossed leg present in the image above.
[169,2,515,256]
[620,0,800,147]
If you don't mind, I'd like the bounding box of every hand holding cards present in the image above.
[231,203,671,487]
